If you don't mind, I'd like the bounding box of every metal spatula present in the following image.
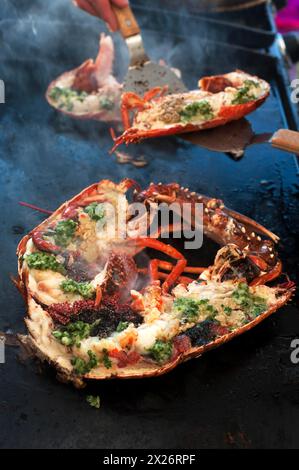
[112,5,187,95]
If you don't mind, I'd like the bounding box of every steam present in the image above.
[0,0,218,92]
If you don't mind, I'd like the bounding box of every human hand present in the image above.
[73,0,129,32]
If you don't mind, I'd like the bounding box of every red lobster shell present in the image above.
[46,34,122,123]
[111,70,270,151]
[16,179,294,386]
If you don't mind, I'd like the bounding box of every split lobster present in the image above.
[111,70,270,151]
[46,33,122,122]
[16,179,294,385]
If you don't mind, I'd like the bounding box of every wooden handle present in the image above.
[271,129,299,154]
[112,5,140,38]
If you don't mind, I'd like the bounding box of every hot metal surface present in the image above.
[0,1,299,449]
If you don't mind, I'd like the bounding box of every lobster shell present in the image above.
[111,70,270,151]
[16,180,295,386]
[46,69,122,123]
[46,34,122,123]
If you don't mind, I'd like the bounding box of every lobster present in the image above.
[16,179,295,385]
[46,33,122,122]
[21,178,288,298]
[111,70,270,152]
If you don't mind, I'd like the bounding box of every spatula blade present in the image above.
[123,61,187,95]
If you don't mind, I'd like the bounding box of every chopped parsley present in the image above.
[86,395,101,409]
[84,202,105,221]
[102,349,112,369]
[174,297,218,323]
[149,340,173,364]
[116,321,129,333]
[200,301,218,319]
[222,305,233,316]
[25,252,66,274]
[232,282,267,318]
[99,96,115,110]
[49,87,64,101]
[49,86,88,109]
[71,350,99,375]
[179,100,214,123]
[244,79,259,88]
[52,320,99,348]
[60,278,95,299]
[52,219,77,248]
[232,80,258,105]
[174,297,200,322]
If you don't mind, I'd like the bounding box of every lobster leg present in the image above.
[32,230,61,253]
[138,266,193,286]
[163,259,188,293]
[121,87,167,130]
[149,259,160,281]
[156,260,206,275]
[157,271,194,285]
[120,92,147,130]
[143,86,168,101]
[133,237,187,292]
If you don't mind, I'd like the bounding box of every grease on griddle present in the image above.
[113,150,148,168]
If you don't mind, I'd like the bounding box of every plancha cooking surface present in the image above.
[0,0,299,449]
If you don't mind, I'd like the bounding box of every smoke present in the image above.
[0,0,218,93]
[0,0,254,97]
[1,1,120,70]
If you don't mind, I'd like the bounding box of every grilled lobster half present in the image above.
[46,34,122,122]
[16,179,294,386]
[111,70,270,151]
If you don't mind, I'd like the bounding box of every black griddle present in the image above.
[0,0,299,449]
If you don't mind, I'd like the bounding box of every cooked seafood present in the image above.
[16,180,294,386]
[46,34,122,122]
[111,71,270,151]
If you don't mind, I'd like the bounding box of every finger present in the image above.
[91,0,119,32]
[111,0,129,6]
[73,0,98,17]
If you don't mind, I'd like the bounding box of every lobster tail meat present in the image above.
[111,70,270,151]
[16,180,294,386]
